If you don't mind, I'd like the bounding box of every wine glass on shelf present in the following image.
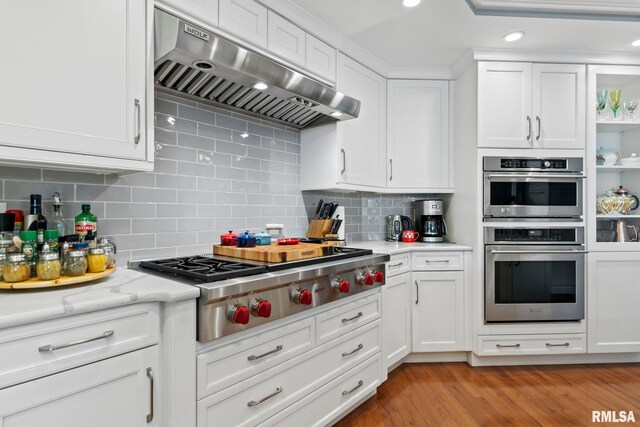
[624,98,638,121]
[610,89,622,119]
[596,90,608,120]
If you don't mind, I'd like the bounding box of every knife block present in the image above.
[306,219,333,239]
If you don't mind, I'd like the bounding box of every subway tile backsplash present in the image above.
[0,93,436,265]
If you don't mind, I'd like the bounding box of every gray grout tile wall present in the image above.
[0,92,438,265]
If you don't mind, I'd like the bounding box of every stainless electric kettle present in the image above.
[386,215,413,242]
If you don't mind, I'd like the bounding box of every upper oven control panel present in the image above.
[483,157,583,173]
[485,227,585,244]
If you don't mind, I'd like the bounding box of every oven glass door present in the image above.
[485,245,585,322]
[484,173,583,218]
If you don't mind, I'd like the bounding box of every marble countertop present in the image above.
[350,241,473,254]
[0,268,199,330]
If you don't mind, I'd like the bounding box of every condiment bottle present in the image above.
[63,250,87,277]
[6,210,23,235]
[87,247,107,273]
[3,253,30,283]
[25,194,47,248]
[44,229,59,254]
[75,204,97,237]
[37,244,61,281]
[98,237,116,269]
[51,192,67,237]
[20,230,37,277]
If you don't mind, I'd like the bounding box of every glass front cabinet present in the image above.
[587,65,640,250]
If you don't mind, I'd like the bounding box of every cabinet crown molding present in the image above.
[473,48,640,66]
[466,0,640,20]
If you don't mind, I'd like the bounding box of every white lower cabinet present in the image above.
[0,346,158,427]
[588,252,640,353]
[476,334,586,356]
[382,272,411,368]
[412,271,464,352]
[196,293,382,427]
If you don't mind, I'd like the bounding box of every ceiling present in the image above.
[288,0,640,68]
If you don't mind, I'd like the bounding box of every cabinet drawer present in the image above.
[412,251,463,271]
[476,334,586,356]
[197,317,314,399]
[197,320,380,427]
[316,293,381,345]
[387,253,410,277]
[262,355,380,427]
[0,304,159,389]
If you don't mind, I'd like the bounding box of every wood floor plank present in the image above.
[335,363,640,427]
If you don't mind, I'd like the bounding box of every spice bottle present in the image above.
[63,250,87,277]
[6,210,23,235]
[87,247,107,273]
[3,253,30,283]
[44,229,59,254]
[20,231,37,277]
[37,244,61,281]
[75,204,97,237]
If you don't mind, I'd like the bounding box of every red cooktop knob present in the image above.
[363,273,375,286]
[338,279,350,294]
[297,289,313,305]
[255,300,272,318]
[233,305,250,325]
[374,271,385,283]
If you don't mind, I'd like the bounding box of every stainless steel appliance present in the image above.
[131,247,389,342]
[483,157,585,219]
[154,9,360,129]
[415,199,447,243]
[484,226,586,322]
[385,215,412,242]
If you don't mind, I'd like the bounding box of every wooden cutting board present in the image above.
[213,243,330,263]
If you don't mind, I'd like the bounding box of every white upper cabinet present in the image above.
[387,80,451,190]
[219,0,268,49]
[267,11,306,67]
[336,54,387,188]
[0,0,152,172]
[532,63,585,149]
[162,0,219,27]
[478,61,585,149]
[305,34,337,83]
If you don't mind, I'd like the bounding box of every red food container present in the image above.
[220,230,238,246]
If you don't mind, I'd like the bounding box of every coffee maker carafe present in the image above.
[386,215,413,242]
[415,199,447,243]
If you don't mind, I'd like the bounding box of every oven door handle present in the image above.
[486,174,586,180]
[490,249,589,254]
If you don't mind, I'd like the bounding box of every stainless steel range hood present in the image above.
[154,9,360,129]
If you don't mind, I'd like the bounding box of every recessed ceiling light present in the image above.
[330,111,343,117]
[253,82,268,90]
[403,0,421,7]
[632,39,640,47]
[503,31,525,42]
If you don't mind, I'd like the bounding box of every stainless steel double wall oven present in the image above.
[483,157,586,323]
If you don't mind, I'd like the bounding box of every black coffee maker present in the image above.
[415,199,447,243]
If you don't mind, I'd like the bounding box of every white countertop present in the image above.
[350,241,473,254]
[0,268,199,330]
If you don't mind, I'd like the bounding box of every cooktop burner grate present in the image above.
[140,256,268,282]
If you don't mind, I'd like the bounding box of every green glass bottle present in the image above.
[75,204,97,237]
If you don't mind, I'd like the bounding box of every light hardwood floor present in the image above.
[336,362,640,426]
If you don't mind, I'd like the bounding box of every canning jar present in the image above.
[98,237,116,269]
[63,250,87,277]
[0,252,6,281]
[87,247,107,273]
[3,253,31,283]
[37,251,62,281]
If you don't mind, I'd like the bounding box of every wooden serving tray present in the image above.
[0,268,116,290]
[213,243,329,263]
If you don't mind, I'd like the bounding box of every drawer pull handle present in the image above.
[342,312,363,323]
[342,343,364,357]
[415,280,419,304]
[342,380,364,396]
[247,387,283,407]
[38,330,114,352]
[546,342,570,347]
[389,262,404,267]
[247,345,283,361]
[146,367,154,423]
[425,259,450,263]
[134,99,141,144]
[496,343,520,349]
